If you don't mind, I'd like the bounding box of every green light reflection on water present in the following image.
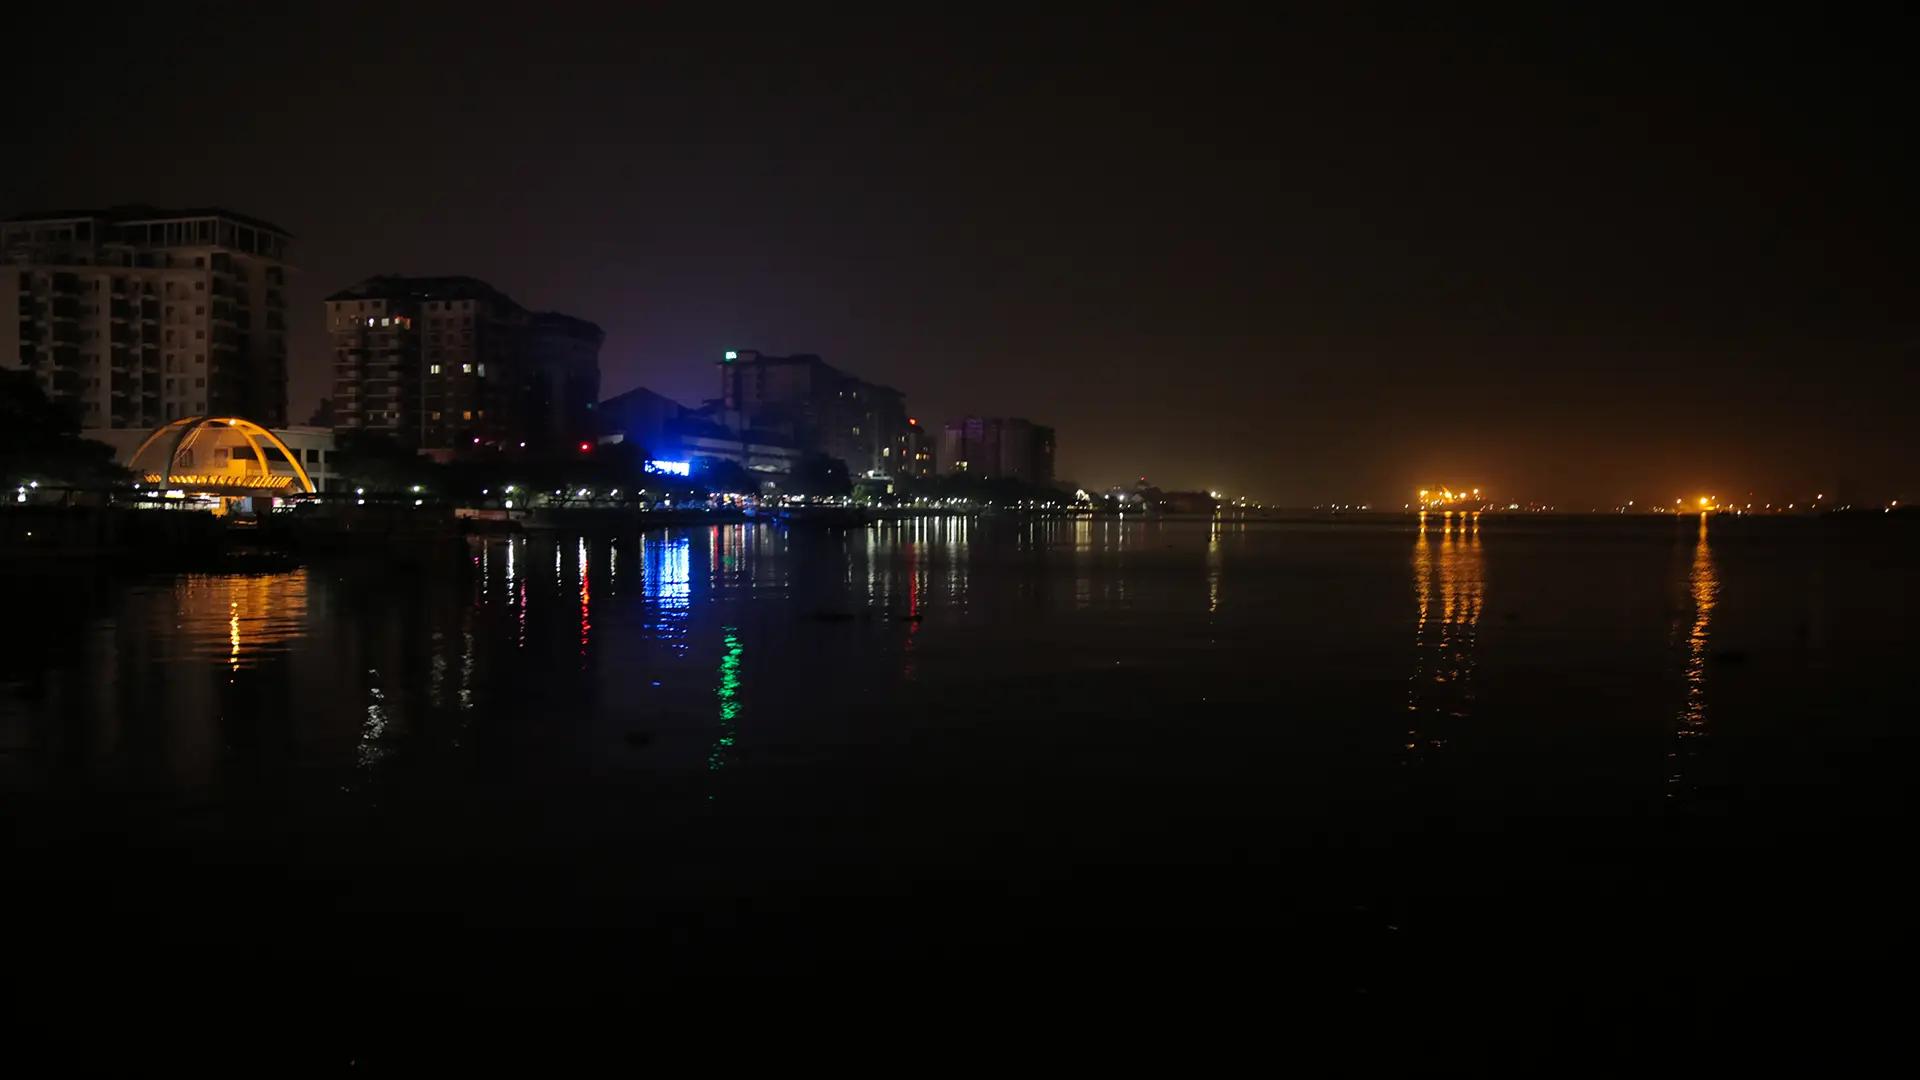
[709,626,743,773]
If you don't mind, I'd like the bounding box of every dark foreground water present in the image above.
[3,515,1917,1001]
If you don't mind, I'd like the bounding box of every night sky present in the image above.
[5,8,1913,504]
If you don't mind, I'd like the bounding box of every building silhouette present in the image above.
[939,416,1055,483]
[597,386,803,478]
[1,206,292,428]
[325,275,600,454]
[894,417,935,479]
[524,312,603,453]
[716,350,904,475]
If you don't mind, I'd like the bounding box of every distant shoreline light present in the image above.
[1416,485,1484,510]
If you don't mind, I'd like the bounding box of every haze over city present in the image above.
[4,8,1912,505]
[11,5,1920,1031]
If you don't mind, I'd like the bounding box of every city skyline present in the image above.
[3,10,1913,504]
[7,5,1920,1015]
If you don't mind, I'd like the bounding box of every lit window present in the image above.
[462,363,472,373]
[381,318,390,326]
[429,364,441,374]
[430,411,442,421]
[462,410,472,420]
[476,364,485,377]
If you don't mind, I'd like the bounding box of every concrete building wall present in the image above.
[525,313,604,452]
[326,277,600,455]
[328,296,414,442]
[1,209,290,429]
[940,416,1055,483]
[941,416,1001,476]
[1,267,18,372]
[1031,424,1056,486]
[717,350,906,475]
[598,386,686,454]
[890,419,934,478]
[274,426,341,492]
[678,434,801,475]
[996,418,1035,481]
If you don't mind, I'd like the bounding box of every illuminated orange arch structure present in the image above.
[128,416,317,496]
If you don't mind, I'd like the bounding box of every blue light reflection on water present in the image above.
[643,533,693,654]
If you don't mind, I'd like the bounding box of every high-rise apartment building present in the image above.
[716,350,905,474]
[524,313,604,452]
[893,417,935,479]
[1,207,291,428]
[940,416,989,476]
[1028,422,1056,486]
[940,416,1055,484]
[325,276,601,454]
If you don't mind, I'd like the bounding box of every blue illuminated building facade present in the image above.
[599,348,908,482]
[597,385,800,483]
[716,350,905,475]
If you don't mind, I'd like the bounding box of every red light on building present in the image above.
[578,441,592,453]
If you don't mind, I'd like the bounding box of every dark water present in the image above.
[4,515,1917,999]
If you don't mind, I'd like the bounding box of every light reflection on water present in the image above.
[710,625,742,778]
[10,515,1912,855]
[644,534,693,654]
[1669,514,1718,797]
[359,669,390,769]
[169,570,310,670]
[578,537,591,665]
[944,516,970,608]
[1207,518,1223,614]
[1407,512,1483,758]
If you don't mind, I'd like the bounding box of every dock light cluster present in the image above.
[1417,486,1484,510]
